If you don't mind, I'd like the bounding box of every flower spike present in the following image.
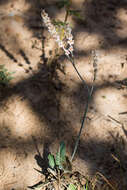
[41,9,74,57]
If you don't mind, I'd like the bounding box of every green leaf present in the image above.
[48,154,55,169]
[84,180,88,190]
[69,10,82,19]
[67,184,77,190]
[55,150,61,167]
[11,71,16,74]
[60,141,66,163]
[0,65,4,70]
[0,65,15,85]
[0,72,5,78]
[3,68,8,72]
[55,142,66,169]
[6,76,14,80]
[53,20,66,27]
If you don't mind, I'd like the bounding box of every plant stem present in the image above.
[71,87,93,162]
[64,3,93,162]
[67,56,93,162]
[69,57,90,94]
[64,9,69,23]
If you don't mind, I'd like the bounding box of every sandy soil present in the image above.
[0,0,127,189]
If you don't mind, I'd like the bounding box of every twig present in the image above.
[119,111,127,115]
[95,172,117,190]
[107,115,123,127]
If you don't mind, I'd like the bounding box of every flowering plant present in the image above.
[41,4,93,162]
[29,2,103,190]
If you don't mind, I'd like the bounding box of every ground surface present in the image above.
[0,0,127,189]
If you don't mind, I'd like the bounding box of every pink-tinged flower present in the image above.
[41,10,74,57]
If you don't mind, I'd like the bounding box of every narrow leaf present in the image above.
[53,20,66,27]
[7,76,14,80]
[55,142,66,169]
[55,151,61,167]
[67,184,77,190]
[48,154,55,169]
[60,141,66,163]
[69,10,82,19]
[85,180,88,190]
[47,168,57,177]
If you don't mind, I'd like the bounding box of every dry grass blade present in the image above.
[47,168,57,178]
[95,172,117,190]
[34,181,52,190]
[111,154,120,164]
[91,175,98,190]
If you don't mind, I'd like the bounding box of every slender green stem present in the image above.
[63,3,93,162]
[71,87,93,162]
[67,56,93,162]
[69,57,90,94]
[64,9,69,23]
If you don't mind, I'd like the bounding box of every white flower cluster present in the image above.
[41,10,74,57]
[65,24,74,55]
[91,50,98,81]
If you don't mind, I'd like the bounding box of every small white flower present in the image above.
[65,24,74,55]
[41,10,74,57]
[63,48,70,56]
